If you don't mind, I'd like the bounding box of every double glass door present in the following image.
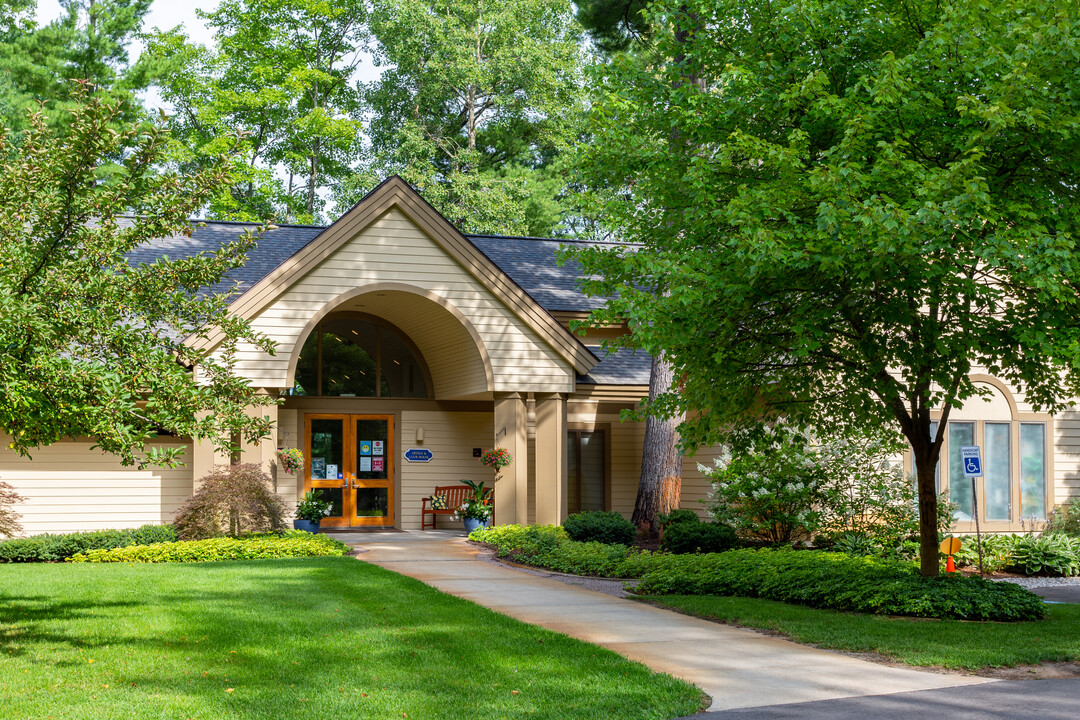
[305,414,395,528]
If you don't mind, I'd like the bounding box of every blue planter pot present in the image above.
[293,518,321,533]
[462,517,490,534]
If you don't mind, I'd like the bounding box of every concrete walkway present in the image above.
[338,531,990,712]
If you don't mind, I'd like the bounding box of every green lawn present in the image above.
[1,558,705,719]
[643,594,1080,670]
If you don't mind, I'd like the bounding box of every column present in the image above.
[190,410,230,491]
[534,393,567,526]
[241,390,279,483]
[493,392,528,525]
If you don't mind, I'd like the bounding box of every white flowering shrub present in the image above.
[702,425,833,543]
[703,423,951,550]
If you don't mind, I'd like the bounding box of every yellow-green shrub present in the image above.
[68,531,349,563]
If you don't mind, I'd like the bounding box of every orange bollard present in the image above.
[946,555,956,573]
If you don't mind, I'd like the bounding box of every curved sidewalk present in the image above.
[342,531,989,712]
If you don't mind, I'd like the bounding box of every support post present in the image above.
[494,392,528,525]
[241,390,279,484]
[534,393,567,525]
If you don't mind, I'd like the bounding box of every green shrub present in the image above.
[661,522,737,554]
[174,463,288,540]
[562,511,636,546]
[830,532,877,557]
[1008,535,1080,577]
[68,531,348,563]
[470,524,655,578]
[951,534,1016,573]
[0,524,177,563]
[1047,499,1080,537]
[658,509,700,529]
[633,548,1046,622]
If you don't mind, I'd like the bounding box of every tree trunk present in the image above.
[631,353,683,539]
[911,432,942,577]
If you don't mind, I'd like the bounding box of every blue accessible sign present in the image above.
[403,448,434,463]
[960,446,983,478]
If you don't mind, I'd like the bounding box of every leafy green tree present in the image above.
[0,91,277,467]
[0,0,153,132]
[566,0,1080,575]
[354,0,585,235]
[575,0,649,54]
[147,0,367,223]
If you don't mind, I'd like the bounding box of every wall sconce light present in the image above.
[415,426,425,443]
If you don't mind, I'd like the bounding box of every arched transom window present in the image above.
[293,314,431,398]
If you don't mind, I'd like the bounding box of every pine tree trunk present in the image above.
[631,353,683,539]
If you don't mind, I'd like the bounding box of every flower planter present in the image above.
[293,519,321,533]
[462,517,491,534]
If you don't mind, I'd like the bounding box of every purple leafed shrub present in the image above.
[174,464,288,540]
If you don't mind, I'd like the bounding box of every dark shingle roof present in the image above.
[123,217,323,298]
[123,218,653,383]
[467,235,614,312]
[577,346,653,385]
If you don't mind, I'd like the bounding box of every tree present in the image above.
[146,0,367,223]
[0,90,277,467]
[354,0,586,235]
[566,0,1080,575]
[0,0,154,132]
[575,0,649,54]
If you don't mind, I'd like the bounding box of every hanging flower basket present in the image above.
[276,447,305,475]
[479,448,513,470]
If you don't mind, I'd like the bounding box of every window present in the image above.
[568,429,606,514]
[293,314,430,398]
[914,382,1050,526]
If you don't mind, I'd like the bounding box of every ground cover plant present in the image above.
[0,558,704,719]
[0,524,177,563]
[646,595,1080,671]
[68,531,348,563]
[951,534,1080,577]
[470,524,656,577]
[633,549,1045,622]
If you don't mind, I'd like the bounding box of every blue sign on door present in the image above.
[404,448,434,463]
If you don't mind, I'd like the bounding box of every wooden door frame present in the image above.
[350,414,395,528]
[304,412,396,529]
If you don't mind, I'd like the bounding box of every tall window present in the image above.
[293,314,430,398]
[915,382,1049,526]
[568,429,606,514]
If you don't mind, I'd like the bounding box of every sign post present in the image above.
[960,446,986,576]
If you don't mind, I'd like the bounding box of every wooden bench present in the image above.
[422,485,494,530]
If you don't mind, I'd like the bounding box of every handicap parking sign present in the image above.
[960,446,983,478]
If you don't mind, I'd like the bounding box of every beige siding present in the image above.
[226,209,576,396]
[1054,410,1080,506]
[399,410,493,530]
[0,437,192,535]
[277,408,301,502]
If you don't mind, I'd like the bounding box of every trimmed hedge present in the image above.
[661,522,737,555]
[470,524,656,578]
[68,531,349,563]
[0,524,177,563]
[634,548,1047,622]
[562,511,637,546]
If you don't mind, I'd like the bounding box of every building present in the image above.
[1,177,1075,534]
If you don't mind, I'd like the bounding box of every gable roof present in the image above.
[185,176,598,374]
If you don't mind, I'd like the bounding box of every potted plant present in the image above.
[294,490,332,532]
[454,478,493,533]
[276,448,305,475]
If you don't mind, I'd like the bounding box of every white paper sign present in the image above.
[359,456,372,472]
[373,440,385,456]
[326,463,339,479]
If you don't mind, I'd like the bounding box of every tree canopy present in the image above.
[566,0,1080,574]
[0,92,276,467]
[354,0,587,235]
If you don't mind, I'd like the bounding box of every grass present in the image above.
[0,558,705,719]
[643,594,1080,670]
